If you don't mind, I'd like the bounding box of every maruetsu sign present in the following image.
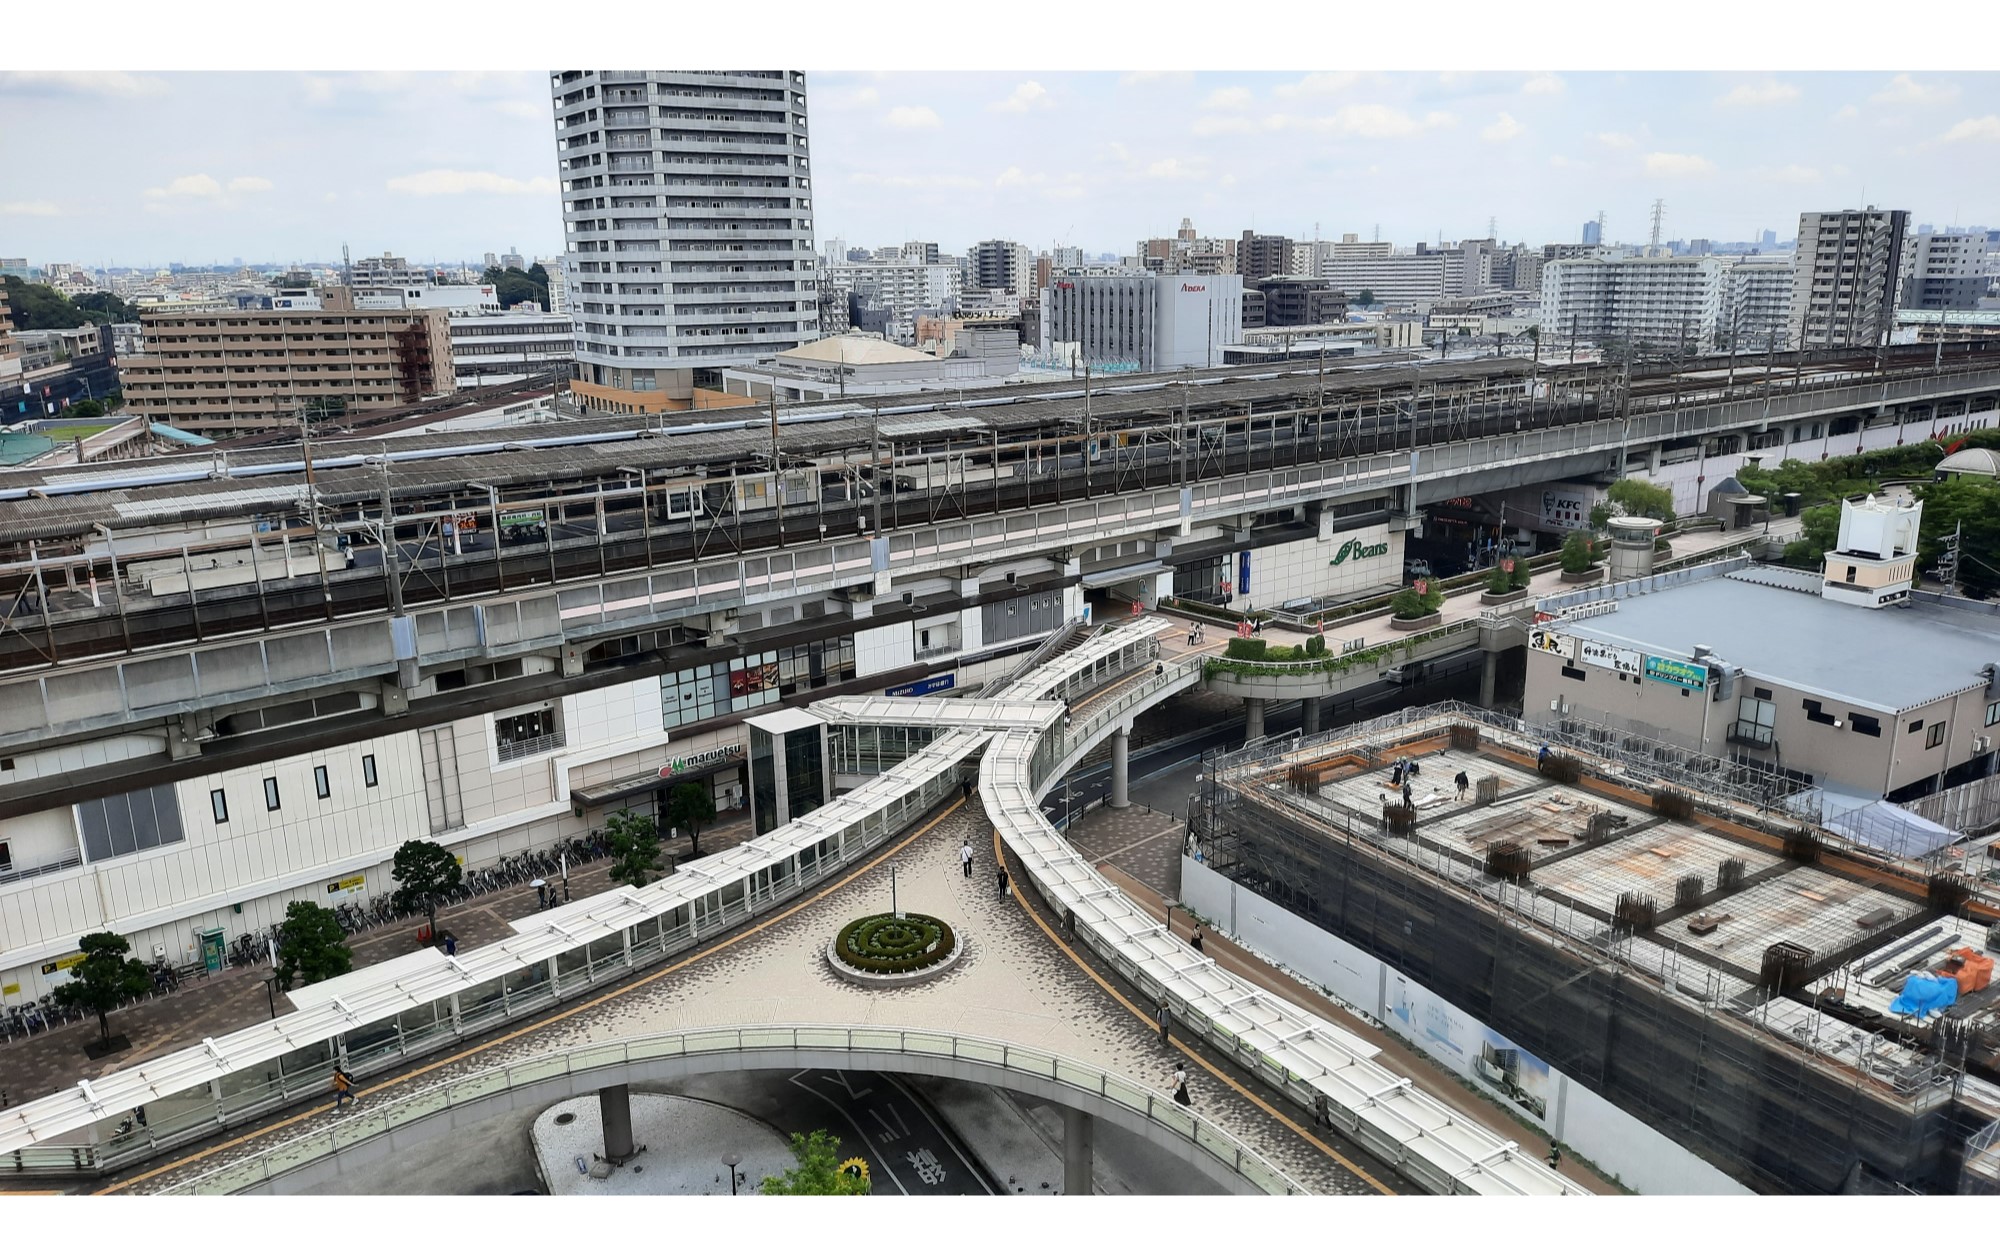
[659,743,743,779]
[1329,537,1390,567]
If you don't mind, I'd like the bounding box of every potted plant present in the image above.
[1480,556,1524,605]
[1559,531,1604,583]
[1388,578,1444,630]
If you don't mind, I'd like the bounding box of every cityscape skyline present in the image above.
[4,69,1998,267]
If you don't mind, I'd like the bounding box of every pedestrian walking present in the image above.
[442,932,457,957]
[1171,1065,1191,1107]
[1157,999,1171,1045]
[996,866,1010,895]
[1312,1094,1332,1129]
[1537,743,1552,773]
[1547,1144,1562,1170]
[1155,662,1165,678]
[531,877,548,908]
[1189,928,1205,954]
[1454,770,1470,801]
[960,840,974,878]
[1402,780,1414,809]
[332,1068,355,1109]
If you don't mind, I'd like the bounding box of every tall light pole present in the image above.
[889,862,901,920]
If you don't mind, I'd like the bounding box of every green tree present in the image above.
[390,840,462,942]
[664,782,717,858]
[482,265,549,311]
[757,1129,870,1196]
[1605,477,1676,522]
[65,398,105,419]
[1351,289,1375,308]
[275,901,353,989]
[51,932,153,1050]
[1559,531,1596,574]
[1917,476,2000,599]
[70,291,139,324]
[1,275,90,330]
[605,807,664,889]
[1511,554,1534,588]
[1781,503,1843,569]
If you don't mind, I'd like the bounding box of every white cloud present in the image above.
[1936,115,2000,144]
[1191,115,1260,137]
[1274,72,1360,100]
[0,71,166,97]
[384,169,558,196]
[1834,104,1860,121]
[0,200,60,217]
[1202,87,1253,111]
[142,174,223,199]
[226,176,274,193]
[1718,80,1799,108]
[322,192,339,203]
[1301,105,1454,139]
[990,81,1051,113]
[1596,131,1637,148]
[883,105,942,130]
[1872,74,1958,105]
[1118,71,1193,88]
[491,99,545,121]
[1643,151,1718,177]
[1759,164,1822,183]
[994,166,1045,187]
[818,86,881,111]
[1145,158,1208,181]
[849,171,981,191]
[1481,112,1525,142]
[1522,73,1564,96]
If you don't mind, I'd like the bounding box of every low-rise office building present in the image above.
[1525,494,2000,803]
[1038,271,1243,371]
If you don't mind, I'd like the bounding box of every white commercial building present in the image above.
[449,307,577,388]
[1899,232,1986,311]
[551,69,818,411]
[1320,242,1490,309]
[826,261,963,345]
[1039,272,1243,372]
[1540,255,1723,351]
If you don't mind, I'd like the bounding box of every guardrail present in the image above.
[157,1026,1303,1196]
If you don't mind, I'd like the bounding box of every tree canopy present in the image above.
[1,276,138,329]
[1916,475,2000,599]
[482,264,549,311]
[757,1129,870,1196]
[605,807,664,889]
[664,782,718,858]
[1605,477,1676,523]
[275,901,353,989]
[52,931,153,1048]
[390,840,462,941]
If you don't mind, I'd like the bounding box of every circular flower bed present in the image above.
[833,913,957,975]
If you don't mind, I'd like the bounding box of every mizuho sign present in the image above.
[1329,537,1390,568]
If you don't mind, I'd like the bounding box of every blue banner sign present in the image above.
[1643,655,1708,690]
[886,672,957,698]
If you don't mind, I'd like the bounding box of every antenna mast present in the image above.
[1649,199,1666,255]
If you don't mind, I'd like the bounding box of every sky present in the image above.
[2,60,1998,268]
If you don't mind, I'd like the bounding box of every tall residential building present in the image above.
[1581,219,1603,246]
[1237,231,1294,282]
[1788,208,1909,349]
[550,69,817,412]
[0,287,22,409]
[899,241,940,264]
[118,307,454,434]
[1321,241,1490,309]
[1539,256,1723,352]
[535,256,569,314]
[825,261,962,345]
[1899,232,1986,311]
[1039,271,1243,371]
[347,252,426,289]
[1717,254,1796,350]
[965,239,1033,296]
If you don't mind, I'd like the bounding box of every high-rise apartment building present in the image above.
[551,69,817,412]
[1788,208,1909,349]
[1321,241,1491,309]
[1717,254,1796,350]
[118,308,455,434]
[825,261,962,345]
[1899,232,1986,312]
[1582,219,1603,246]
[1539,256,1723,352]
[1237,231,1294,282]
[966,239,1033,297]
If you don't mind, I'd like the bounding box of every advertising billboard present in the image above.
[1384,972,1553,1121]
[1579,639,1642,674]
[1643,654,1709,690]
[1528,627,1574,658]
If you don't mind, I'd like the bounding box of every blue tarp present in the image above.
[1889,974,1960,1018]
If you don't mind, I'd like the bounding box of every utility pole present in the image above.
[1649,199,1666,256]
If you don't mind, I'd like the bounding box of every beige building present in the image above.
[1525,495,2000,803]
[118,307,454,434]
[0,287,21,390]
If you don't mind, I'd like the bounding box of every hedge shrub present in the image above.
[834,913,958,975]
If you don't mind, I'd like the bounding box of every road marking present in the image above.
[1085,822,1186,866]
[988,835,1397,1197]
[95,796,966,1196]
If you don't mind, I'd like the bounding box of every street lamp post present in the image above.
[890,863,900,920]
[722,1152,742,1196]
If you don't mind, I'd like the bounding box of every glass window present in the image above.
[78,787,185,863]
[211,789,228,823]
[264,777,281,811]
[1987,702,2000,728]
[496,706,563,761]
[363,754,378,787]
[1927,722,1947,749]
[314,765,331,800]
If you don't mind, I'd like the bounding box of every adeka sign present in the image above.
[1329,537,1390,567]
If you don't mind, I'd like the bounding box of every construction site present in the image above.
[1187,703,2000,1194]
